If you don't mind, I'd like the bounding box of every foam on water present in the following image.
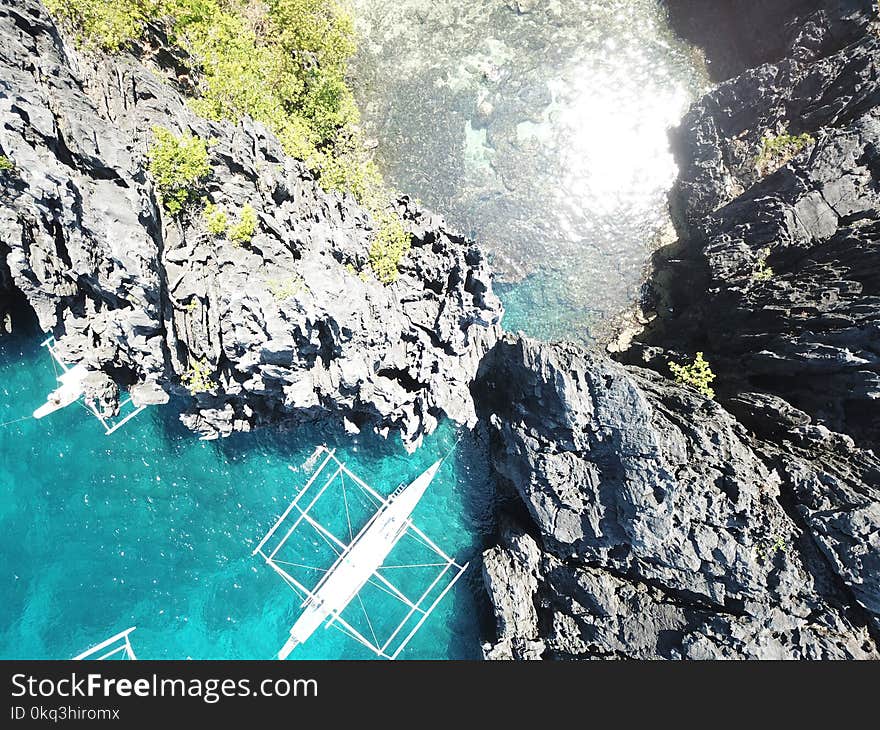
[0,330,496,659]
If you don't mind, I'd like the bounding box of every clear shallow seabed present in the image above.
[351,0,708,341]
[0,330,497,659]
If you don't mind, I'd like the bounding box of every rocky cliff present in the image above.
[477,335,878,659]
[638,0,880,452]
[478,0,880,659]
[0,0,502,448]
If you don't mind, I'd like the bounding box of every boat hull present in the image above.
[280,460,442,658]
[33,362,88,420]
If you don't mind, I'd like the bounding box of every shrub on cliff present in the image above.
[229,204,258,244]
[369,210,411,284]
[202,200,228,235]
[43,0,150,51]
[755,131,815,176]
[668,352,716,399]
[752,247,774,282]
[147,126,211,215]
[267,275,306,301]
[180,357,213,395]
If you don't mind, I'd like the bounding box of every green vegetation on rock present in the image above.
[756,534,787,563]
[202,200,228,235]
[147,126,211,214]
[47,0,412,282]
[44,0,150,51]
[755,131,815,176]
[229,203,258,244]
[0,155,14,172]
[668,352,716,399]
[752,247,774,282]
[180,357,213,394]
[267,275,306,300]
[368,209,411,284]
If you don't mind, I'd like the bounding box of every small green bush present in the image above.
[229,204,258,244]
[669,352,716,399]
[267,275,306,300]
[752,247,774,282]
[0,155,14,172]
[756,535,787,563]
[368,210,411,284]
[180,357,213,394]
[316,135,383,202]
[202,200,228,235]
[147,126,211,215]
[755,131,815,176]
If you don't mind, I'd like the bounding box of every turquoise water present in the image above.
[0,325,496,660]
[496,271,602,344]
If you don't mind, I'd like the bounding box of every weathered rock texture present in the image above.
[478,0,880,659]
[477,335,879,659]
[0,0,502,448]
[637,0,880,453]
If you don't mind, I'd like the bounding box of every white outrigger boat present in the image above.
[254,446,469,660]
[33,361,88,419]
[33,336,147,434]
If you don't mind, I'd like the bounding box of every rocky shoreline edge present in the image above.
[477,0,880,659]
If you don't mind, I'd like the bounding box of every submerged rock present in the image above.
[0,0,502,449]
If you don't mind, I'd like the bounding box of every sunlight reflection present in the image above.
[351,0,708,341]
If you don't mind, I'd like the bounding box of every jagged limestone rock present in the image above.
[476,334,879,659]
[0,0,502,449]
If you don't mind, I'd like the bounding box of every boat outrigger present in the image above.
[254,446,469,660]
[33,337,147,435]
[72,627,138,660]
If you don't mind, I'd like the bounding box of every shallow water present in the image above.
[0,329,496,660]
[350,0,708,342]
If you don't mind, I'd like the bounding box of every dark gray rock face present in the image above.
[640,4,880,452]
[0,0,502,449]
[664,0,872,82]
[476,335,879,659]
